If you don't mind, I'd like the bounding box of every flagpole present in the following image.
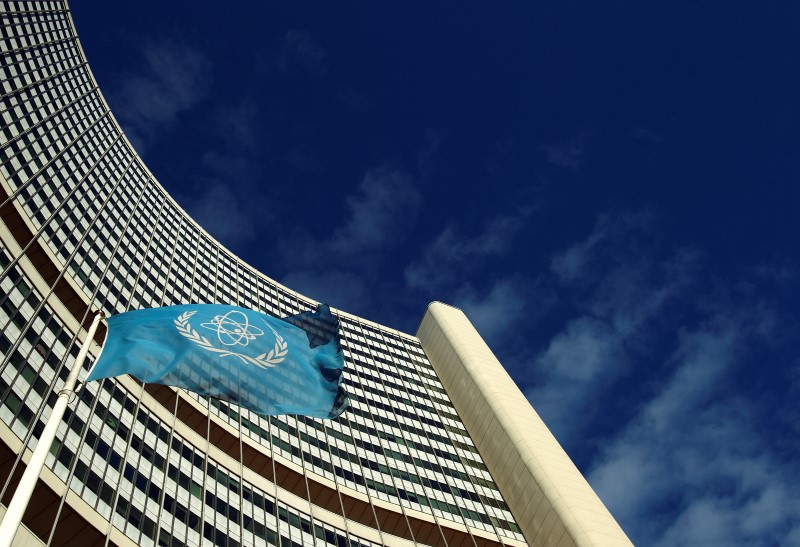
[0,311,104,547]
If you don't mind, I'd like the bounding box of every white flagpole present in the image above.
[0,311,105,547]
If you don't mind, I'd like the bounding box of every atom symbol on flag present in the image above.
[199,310,264,347]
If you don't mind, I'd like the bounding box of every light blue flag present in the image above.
[87,304,348,418]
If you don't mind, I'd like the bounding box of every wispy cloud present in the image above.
[405,209,531,293]
[416,129,443,180]
[338,88,372,112]
[633,127,665,143]
[182,182,257,246]
[280,167,419,264]
[208,101,261,151]
[269,29,328,76]
[550,211,655,283]
[520,210,800,545]
[280,269,370,311]
[542,142,583,169]
[330,167,421,256]
[541,130,595,170]
[286,145,322,173]
[177,109,266,249]
[527,212,696,444]
[273,166,421,315]
[588,310,800,546]
[452,278,531,344]
[111,41,211,149]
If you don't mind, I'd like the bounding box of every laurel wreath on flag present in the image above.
[174,311,287,369]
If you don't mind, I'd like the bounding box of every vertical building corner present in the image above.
[416,302,634,547]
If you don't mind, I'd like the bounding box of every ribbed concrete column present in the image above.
[417,302,633,547]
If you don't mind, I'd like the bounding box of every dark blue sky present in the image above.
[73,3,800,544]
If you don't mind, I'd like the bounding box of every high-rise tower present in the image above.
[0,2,631,545]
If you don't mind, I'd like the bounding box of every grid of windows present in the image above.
[0,2,525,546]
[0,256,383,547]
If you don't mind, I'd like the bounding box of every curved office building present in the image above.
[0,2,631,546]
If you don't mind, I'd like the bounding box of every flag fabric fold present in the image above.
[87,304,348,418]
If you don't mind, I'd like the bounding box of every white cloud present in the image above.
[548,227,604,282]
[641,320,739,433]
[416,129,442,180]
[542,142,584,169]
[111,41,211,148]
[280,269,369,313]
[634,127,665,143]
[526,212,693,444]
[526,316,623,440]
[527,213,800,546]
[200,150,251,177]
[338,88,372,111]
[171,106,267,249]
[587,312,800,546]
[271,29,328,76]
[330,167,421,255]
[405,210,531,292]
[209,101,260,151]
[286,145,321,173]
[453,278,529,344]
[541,130,595,170]
[183,183,257,245]
[271,166,420,314]
[549,211,654,283]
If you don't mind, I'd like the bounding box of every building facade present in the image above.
[0,2,630,546]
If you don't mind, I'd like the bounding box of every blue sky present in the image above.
[72,3,800,544]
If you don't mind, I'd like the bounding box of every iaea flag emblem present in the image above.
[87,304,348,418]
